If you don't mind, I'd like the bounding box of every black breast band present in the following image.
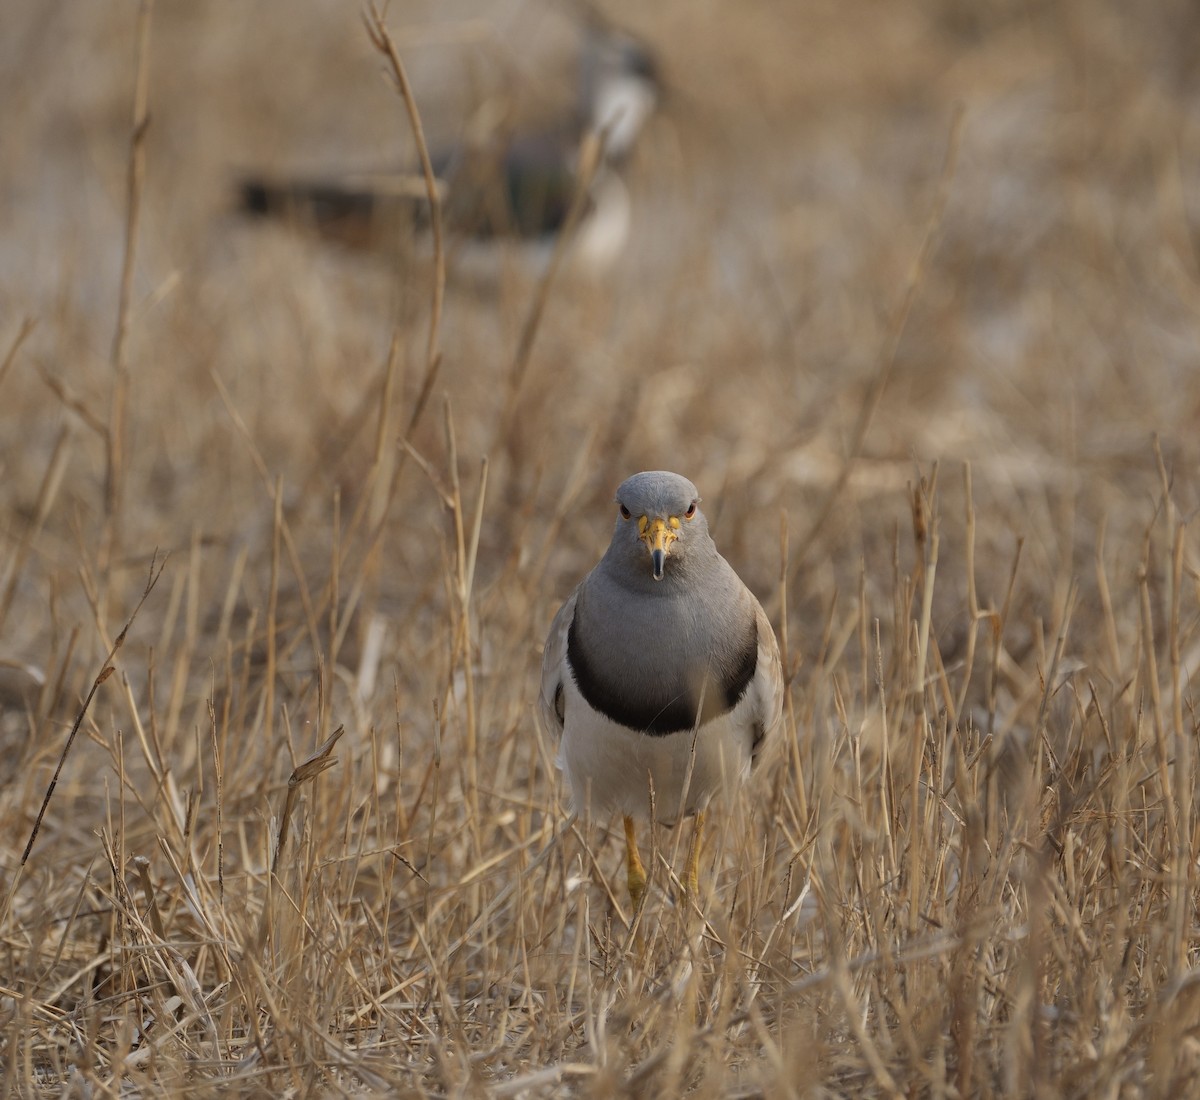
[566,613,758,735]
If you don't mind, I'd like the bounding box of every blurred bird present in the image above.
[237,22,659,276]
[539,471,784,910]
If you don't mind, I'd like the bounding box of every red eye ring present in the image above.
[619,504,631,520]
[684,501,697,519]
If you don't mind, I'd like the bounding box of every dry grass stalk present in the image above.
[7,552,166,896]
[104,0,154,547]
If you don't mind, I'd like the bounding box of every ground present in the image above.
[3,0,1200,1095]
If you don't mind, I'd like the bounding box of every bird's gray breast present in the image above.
[565,567,758,735]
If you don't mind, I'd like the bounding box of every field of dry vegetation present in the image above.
[5,0,1200,1095]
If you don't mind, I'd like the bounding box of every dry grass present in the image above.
[4,0,1200,1095]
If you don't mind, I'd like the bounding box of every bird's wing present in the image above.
[538,588,579,740]
[749,596,785,768]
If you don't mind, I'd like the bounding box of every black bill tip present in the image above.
[651,548,666,580]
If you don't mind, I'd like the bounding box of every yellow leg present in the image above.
[624,815,647,911]
[684,810,706,902]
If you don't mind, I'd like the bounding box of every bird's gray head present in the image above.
[607,470,708,582]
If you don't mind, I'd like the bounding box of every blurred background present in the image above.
[6,1,1200,530]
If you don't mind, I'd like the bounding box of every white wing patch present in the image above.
[538,588,578,741]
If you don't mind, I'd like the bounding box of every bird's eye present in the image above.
[684,500,697,519]
[619,504,631,520]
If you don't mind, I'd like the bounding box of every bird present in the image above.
[237,21,659,277]
[539,471,784,911]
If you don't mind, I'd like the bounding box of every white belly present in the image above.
[557,672,755,824]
